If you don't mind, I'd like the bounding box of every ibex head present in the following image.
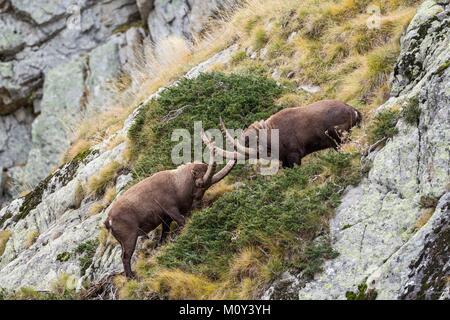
[189,131,238,208]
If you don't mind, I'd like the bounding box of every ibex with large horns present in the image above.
[215,100,362,168]
[104,133,236,278]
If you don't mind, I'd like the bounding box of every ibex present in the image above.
[215,100,361,168]
[104,134,236,278]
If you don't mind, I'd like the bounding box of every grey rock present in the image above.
[0,0,139,115]
[298,84,321,94]
[136,0,154,23]
[391,0,450,97]
[147,0,237,43]
[10,29,145,194]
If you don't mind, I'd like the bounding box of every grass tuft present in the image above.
[402,97,421,126]
[24,230,39,249]
[253,28,269,50]
[87,161,122,195]
[0,230,12,256]
[368,109,400,144]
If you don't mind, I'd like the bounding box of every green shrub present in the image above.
[402,97,421,125]
[368,109,400,144]
[128,72,284,179]
[75,240,99,276]
[127,72,361,298]
[253,28,269,50]
[56,252,71,262]
[231,51,247,65]
[346,282,378,300]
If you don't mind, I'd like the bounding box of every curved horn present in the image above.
[220,117,258,158]
[201,127,237,184]
[199,130,217,187]
[211,159,236,185]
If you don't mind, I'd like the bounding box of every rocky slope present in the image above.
[0,0,235,204]
[0,46,235,290]
[264,0,450,300]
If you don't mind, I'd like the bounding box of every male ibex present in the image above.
[105,134,236,278]
[215,100,361,168]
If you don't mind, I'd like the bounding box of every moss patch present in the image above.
[402,97,421,126]
[368,109,400,144]
[56,252,72,263]
[346,282,377,300]
[15,149,95,222]
[75,239,99,276]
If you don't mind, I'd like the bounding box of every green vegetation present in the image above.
[56,240,99,276]
[368,109,400,144]
[436,60,450,75]
[157,154,356,277]
[75,240,99,276]
[56,252,72,262]
[346,282,378,300]
[402,97,421,126]
[0,288,6,300]
[231,50,247,65]
[253,28,269,50]
[0,230,12,257]
[113,21,146,34]
[1,274,79,300]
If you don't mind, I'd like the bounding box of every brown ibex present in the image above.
[104,134,236,278]
[215,100,362,168]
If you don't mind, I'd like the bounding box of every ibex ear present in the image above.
[191,169,202,179]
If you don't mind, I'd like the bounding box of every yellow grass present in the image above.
[148,269,219,300]
[415,208,434,230]
[24,230,39,249]
[0,230,12,256]
[86,161,122,195]
[61,139,93,164]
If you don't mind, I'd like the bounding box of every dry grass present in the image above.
[86,161,122,196]
[147,269,219,300]
[62,139,93,164]
[230,247,263,281]
[88,186,117,216]
[65,0,311,153]
[0,230,12,256]
[73,182,85,210]
[415,208,435,230]
[202,179,236,206]
[24,230,39,249]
